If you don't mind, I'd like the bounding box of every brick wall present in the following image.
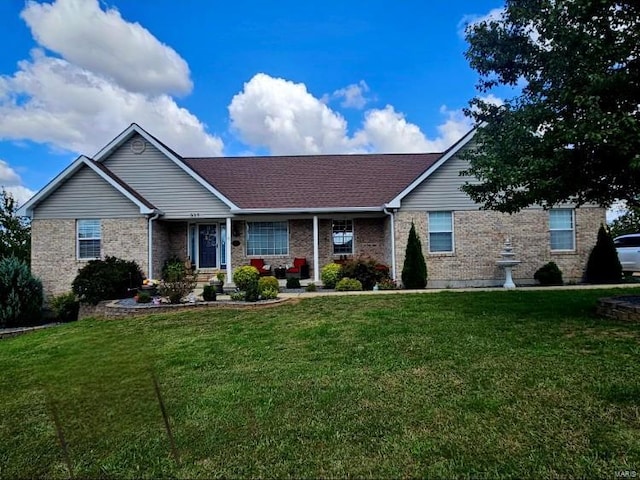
[32,218,148,298]
[152,221,188,278]
[394,207,605,287]
[230,217,389,279]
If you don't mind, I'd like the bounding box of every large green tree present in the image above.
[462,0,640,213]
[0,190,31,264]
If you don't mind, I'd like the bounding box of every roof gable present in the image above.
[94,124,237,210]
[18,156,157,217]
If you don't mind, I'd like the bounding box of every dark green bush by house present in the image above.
[72,256,144,305]
[585,225,623,284]
[401,222,427,289]
[0,257,43,327]
[341,257,389,290]
[534,262,564,286]
[286,277,301,289]
[202,285,217,301]
[50,292,79,322]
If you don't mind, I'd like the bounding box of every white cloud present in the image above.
[0,160,35,206]
[0,50,222,157]
[21,0,192,95]
[229,73,355,155]
[229,73,473,155]
[332,80,371,109]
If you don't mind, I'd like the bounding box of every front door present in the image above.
[198,224,217,268]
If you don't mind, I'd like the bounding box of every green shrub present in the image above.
[585,225,623,284]
[233,266,260,291]
[159,274,196,304]
[260,287,279,300]
[401,222,427,289]
[162,257,189,282]
[136,291,152,303]
[0,257,43,327]
[50,292,79,322]
[335,277,363,291]
[534,262,564,286]
[286,277,301,289]
[305,282,317,292]
[72,256,144,305]
[321,263,342,288]
[341,257,388,290]
[202,285,217,301]
[229,291,245,301]
[258,276,279,294]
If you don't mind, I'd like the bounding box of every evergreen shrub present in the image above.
[401,222,428,289]
[72,256,143,305]
[585,225,623,284]
[0,257,43,327]
[534,262,564,286]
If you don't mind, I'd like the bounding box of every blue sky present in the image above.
[0,0,504,205]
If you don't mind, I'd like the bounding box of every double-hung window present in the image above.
[550,209,575,251]
[246,221,288,256]
[77,219,101,260]
[428,211,453,253]
[332,219,354,255]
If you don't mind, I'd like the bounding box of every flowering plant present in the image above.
[142,278,160,286]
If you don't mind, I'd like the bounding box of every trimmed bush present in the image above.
[72,256,144,305]
[321,263,342,289]
[585,225,623,284]
[341,257,389,290]
[50,292,79,322]
[136,291,152,303]
[260,287,279,300]
[286,277,301,289]
[534,262,563,286]
[258,276,279,295]
[335,277,363,291]
[229,291,245,301]
[233,266,260,291]
[202,285,217,301]
[401,222,427,289]
[305,282,317,292]
[0,257,43,327]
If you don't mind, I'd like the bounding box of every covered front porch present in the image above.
[150,214,395,285]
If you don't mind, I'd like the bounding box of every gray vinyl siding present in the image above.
[33,166,141,219]
[103,134,230,219]
[400,154,480,211]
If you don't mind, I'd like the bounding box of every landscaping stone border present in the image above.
[596,296,640,322]
[79,297,289,320]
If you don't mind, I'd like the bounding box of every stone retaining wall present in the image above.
[596,296,640,322]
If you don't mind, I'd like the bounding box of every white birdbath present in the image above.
[496,238,521,289]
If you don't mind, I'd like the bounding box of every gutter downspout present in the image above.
[383,207,397,281]
[147,212,161,279]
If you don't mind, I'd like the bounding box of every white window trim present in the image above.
[428,211,455,254]
[550,208,576,252]
[246,221,289,257]
[77,219,101,260]
[332,219,355,256]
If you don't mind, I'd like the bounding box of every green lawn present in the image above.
[1,289,640,478]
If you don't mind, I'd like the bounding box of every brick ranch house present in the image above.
[19,123,604,298]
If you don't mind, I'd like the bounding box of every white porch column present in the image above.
[226,217,232,284]
[313,215,320,283]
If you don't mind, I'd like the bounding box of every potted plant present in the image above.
[214,272,225,293]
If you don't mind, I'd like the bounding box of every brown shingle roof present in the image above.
[182,153,443,210]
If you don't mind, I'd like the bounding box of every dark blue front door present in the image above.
[198,225,217,268]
